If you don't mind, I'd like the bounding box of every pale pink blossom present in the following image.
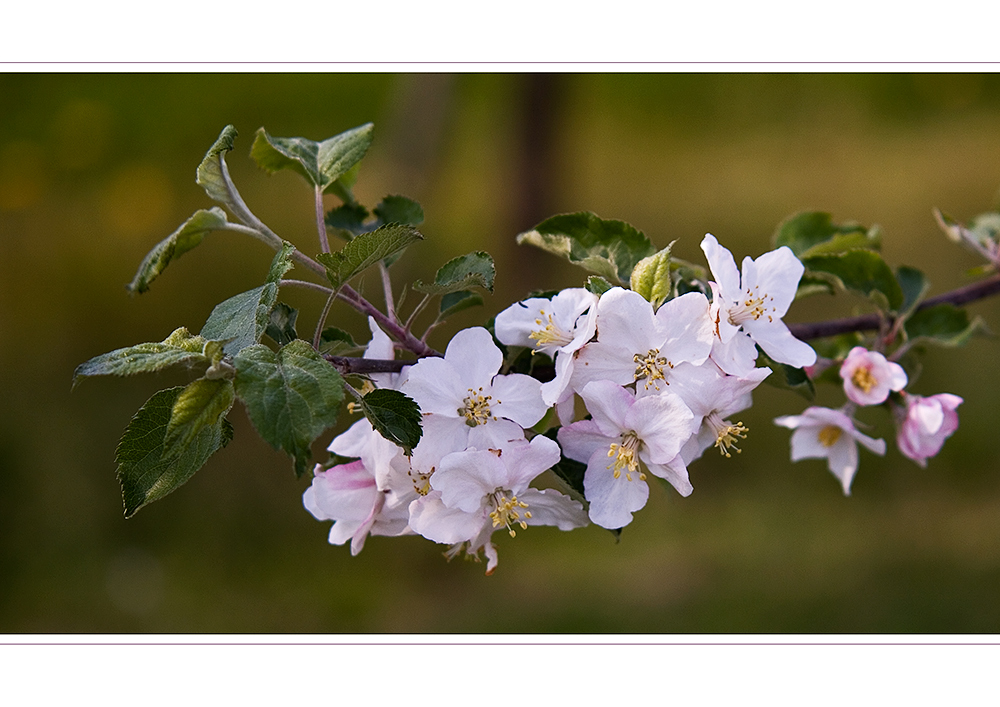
[896,393,963,468]
[839,346,907,406]
[774,406,886,496]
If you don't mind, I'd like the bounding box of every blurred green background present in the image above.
[3,73,1000,633]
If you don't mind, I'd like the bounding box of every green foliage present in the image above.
[265,303,299,347]
[374,195,424,227]
[516,211,656,285]
[439,291,485,318]
[585,275,613,296]
[319,326,360,355]
[629,244,672,309]
[356,388,423,455]
[316,223,423,291]
[803,250,904,312]
[163,378,236,458]
[195,125,239,208]
[127,208,229,294]
[774,211,881,258]
[895,266,931,322]
[413,251,496,296]
[325,203,369,238]
[250,124,374,195]
[200,243,295,355]
[116,387,234,518]
[757,349,813,401]
[73,327,213,386]
[904,304,988,348]
[233,340,345,477]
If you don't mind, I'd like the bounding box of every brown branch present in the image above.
[787,273,1000,341]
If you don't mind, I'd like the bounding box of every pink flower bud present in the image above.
[896,393,963,468]
[839,346,907,406]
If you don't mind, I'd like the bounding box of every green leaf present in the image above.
[233,340,345,477]
[629,244,672,309]
[319,326,361,356]
[412,251,496,295]
[316,223,423,291]
[773,211,880,258]
[116,387,233,518]
[356,388,422,455]
[163,378,235,457]
[756,348,812,401]
[127,208,229,294]
[803,250,904,312]
[904,304,989,348]
[325,203,369,238]
[250,124,374,193]
[73,327,211,386]
[439,291,484,318]
[195,125,239,208]
[895,266,930,322]
[669,257,710,298]
[585,275,614,296]
[265,302,299,347]
[374,195,424,226]
[200,243,295,355]
[517,212,655,285]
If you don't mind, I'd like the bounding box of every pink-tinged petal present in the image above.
[646,455,693,497]
[701,234,742,299]
[826,437,859,496]
[742,246,803,316]
[467,418,526,450]
[519,488,589,530]
[402,357,467,416]
[445,327,503,389]
[886,361,908,392]
[579,380,634,435]
[433,449,506,514]
[555,390,578,426]
[408,493,485,544]
[491,372,547,427]
[913,398,946,434]
[327,518,364,546]
[583,451,650,529]
[349,491,384,555]
[848,428,886,457]
[743,318,817,368]
[655,291,714,366]
[303,484,326,520]
[308,460,378,520]
[558,419,616,465]
[788,426,832,461]
[627,391,695,464]
[328,418,375,457]
[710,330,759,377]
[501,434,562,492]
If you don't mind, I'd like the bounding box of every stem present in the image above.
[379,262,397,323]
[325,355,413,375]
[338,284,440,358]
[313,291,337,350]
[280,279,334,296]
[315,185,330,253]
[787,273,1000,341]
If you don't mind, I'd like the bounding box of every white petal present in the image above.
[789,426,831,461]
[364,316,395,361]
[433,449,506,513]
[710,330,759,377]
[826,437,859,496]
[494,298,550,348]
[558,419,616,465]
[646,455,694,497]
[583,451,649,529]
[519,488,589,530]
[401,357,467,416]
[540,350,575,406]
[579,380,634,435]
[501,434,562,492]
[491,372,547,427]
[743,318,817,368]
[408,494,485,545]
[444,327,503,389]
[627,391,695,464]
[701,233,742,299]
[742,246,804,317]
[467,418,526,450]
[655,291,714,366]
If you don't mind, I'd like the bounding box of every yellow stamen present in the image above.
[729,285,776,325]
[633,348,671,390]
[818,425,843,447]
[851,366,877,393]
[707,411,748,458]
[607,432,645,482]
[528,309,572,350]
[489,491,531,538]
[459,387,498,427]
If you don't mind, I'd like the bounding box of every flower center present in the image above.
[706,411,748,458]
[529,309,573,350]
[851,366,877,393]
[406,463,433,496]
[633,348,672,390]
[489,490,531,537]
[818,425,843,447]
[459,387,498,427]
[607,432,646,482]
[728,285,775,326]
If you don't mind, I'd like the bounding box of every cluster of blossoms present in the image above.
[774,341,963,495]
[304,234,964,571]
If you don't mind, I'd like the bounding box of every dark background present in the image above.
[3,73,1000,632]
